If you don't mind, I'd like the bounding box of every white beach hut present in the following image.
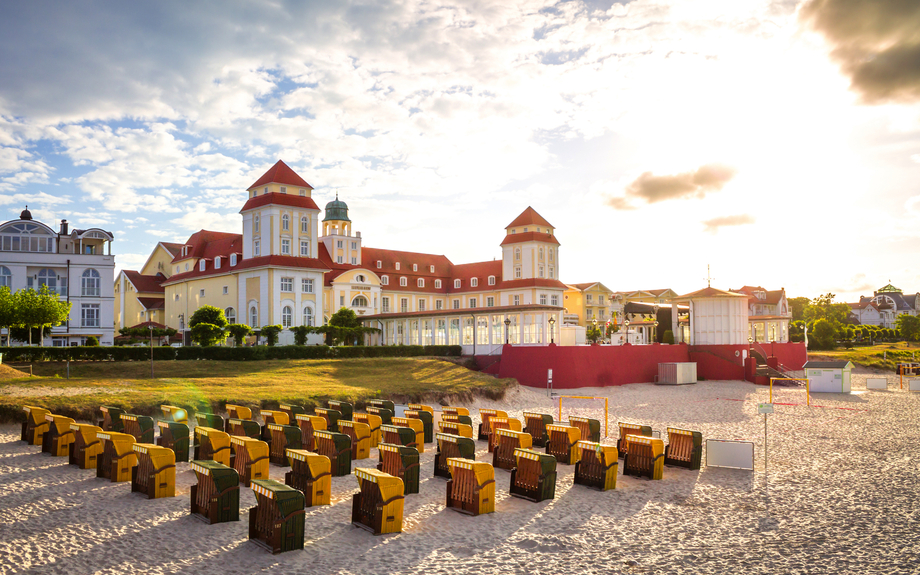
[804,361,854,393]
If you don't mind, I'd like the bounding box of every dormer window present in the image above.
[377,260,382,269]
[454,279,461,289]
[435,279,442,289]
[400,277,407,287]
[280,186,287,194]
[429,265,434,273]
[488,276,495,286]
[511,229,516,234]
[215,257,221,269]
[471,278,478,287]
[264,187,269,195]
[230,253,237,266]
[395,262,400,270]
[199,260,206,272]
[413,264,418,272]
[418,278,425,288]
[381,275,389,285]
[299,189,306,196]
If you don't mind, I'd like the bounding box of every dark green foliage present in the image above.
[261,325,282,346]
[291,325,311,346]
[662,330,675,344]
[85,336,100,346]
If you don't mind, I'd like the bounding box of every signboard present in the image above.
[547,369,553,384]
[758,403,774,414]
[706,439,754,470]
[866,378,887,390]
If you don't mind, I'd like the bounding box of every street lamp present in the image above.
[548,315,556,344]
[624,319,630,345]
[504,317,511,345]
[148,317,155,379]
[653,320,659,343]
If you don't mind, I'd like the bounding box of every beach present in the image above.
[2,374,918,575]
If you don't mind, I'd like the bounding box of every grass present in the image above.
[0,357,516,424]
[808,341,920,371]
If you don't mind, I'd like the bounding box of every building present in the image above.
[853,284,919,329]
[847,301,883,326]
[1,207,115,345]
[114,242,183,329]
[563,282,614,327]
[671,286,750,345]
[729,285,792,343]
[125,161,566,352]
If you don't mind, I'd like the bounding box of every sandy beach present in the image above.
[2,374,918,575]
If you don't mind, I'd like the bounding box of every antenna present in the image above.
[705,265,715,287]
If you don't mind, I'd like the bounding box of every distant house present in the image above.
[563,282,614,327]
[729,285,792,343]
[804,360,853,393]
[847,301,883,326]
[854,284,919,329]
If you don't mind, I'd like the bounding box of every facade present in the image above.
[847,301,883,326]
[1,208,116,345]
[135,161,565,352]
[114,242,182,329]
[671,287,750,345]
[562,282,614,327]
[729,285,792,343]
[853,284,919,329]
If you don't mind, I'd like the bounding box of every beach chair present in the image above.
[367,399,396,413]
[523,412,554,448]
[194,426,231,466]
[259,410,290,445]
[294,414,326,451]
[328,400,354,422]
[121,414,155,444]
[381,424,417,451]
[446,458,495,516]
[617,422,652,459]
[545,424,581,465]
[190,460,240,524]
[160,405,188,425]
[98,406,125,433]
[354,413,382,447]
[314,407,341,433]
[224,404,252,432]
[439,416,474,438]
[69,423,103,469]
[434,433,476,479]
[442,406,469,417]
[569,416,601,443]
[230,436,269,487]
[509,448,557,502]
[195,412,224,431]
[250,479,305,554]
[41,414,75,457]
[284,449,331,507]
[407,404,434,443]
[278,403,306,421]
[21,405,50,445]
[391,416,425,453]
[493,428,532,471]
[313,429,352,476]
[156,420,190,463]
[487,417,522,453]
[227,418,261,440]
[664,428,703,470]
[131,443,176,499]
[376,443,419,495]
[477,409,508,441]
[573,441,618,491]
[623,435,664,480]
[338,419,371,460]
[96,431,137,482]
[352,468,404,535]
[366,405,394,425]
[268,424,302,465]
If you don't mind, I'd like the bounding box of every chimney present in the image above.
[60,219,69,235]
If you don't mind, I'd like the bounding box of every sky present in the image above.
[1,0,919,302]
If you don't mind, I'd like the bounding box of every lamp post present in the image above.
[653,320,659,343]
[624,319,630,345]
[592,318,598,344]
[149,319,155,379]
[548,315,556,344]
[504,317,511,345]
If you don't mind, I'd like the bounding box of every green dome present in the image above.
[323,194,350,222]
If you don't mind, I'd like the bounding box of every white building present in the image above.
[0,207,116,345]
[671,287,750,345]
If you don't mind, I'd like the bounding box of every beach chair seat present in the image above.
[523,412,554,448]
[487,417,522,453]
[439,419,474,439]
[98,406,125,433]
[69,423,103,469]
[278,403,306,421]
[224,404,252,431]
[664,428,703,470]
[545,424,581,465]
[407,404,434,443]
[227,418,261,440]
[366,405,393,425]
[41,414,75,457]
[617,422,653,459]
[352,468,404,535]
[569,416,602,443]
[96,431,137,482]
[313,430,352,476]
[156,421,190,463]
[121,414,155,444]
[509,448,556,502]
[131,443,176,499]
[442,406,470,417]
[259,410,290,444]
[194,412,224,431]
[477,409,508,441]
[159,405,188,425]
[367,399,396,413]
[376,442,419,495]
[294,414,326,451]
[392,416,425,453]
[284,449,331,507]
[338,419,372,460]
[623,435,664,480]
[573,441,618,490]
[492,428,533,471]
[21,405,50,445]
[194,426,231,466]
[442,412,473,426]
[434,433,476,479]
[268,424,302,465]
[190,460,240,524]
[327,400,354,422]
[230,436,269,487]
[446,458,495,516]
[314,408,341,433]
[250,479,305,554]
[354,413,382,448]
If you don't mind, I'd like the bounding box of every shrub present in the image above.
[261,325,282,347]
[662,330,675,344]
[85,336,100,347]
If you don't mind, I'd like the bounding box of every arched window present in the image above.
[250,305,258,327]
[254,215,260,233]
[471,278,478,287]
[225,307,236,324]
[0,266,10,288]
[230,253,237,266]
[282,214,290,231]
[515,248,521,261]
[400,277,407,287]
[549,248,554,262]
[539,248,544,260]
[352,295,368,307]
[282,305,293,328]
[301,216,309,233]
[215,256,221,269]
[417,278,425,288]
[199,260,206,271]
[303,306,314,326]
[37,268,57,293]
[82,268,100,296]
[488,275,495,286]
[381,275,389,285]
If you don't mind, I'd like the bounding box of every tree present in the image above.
[189,305,229,347]
[291,325,315,346]
[10,326,51,344]
[261,325,282,346]
[17,288,41,346]
[586,327,603,344]
[662,330,675,344]
[321,307,380,345]
[85,336,100,346]
[226,324,253,347]
[896,315,920,341]
[811,318,837,350]
[190,306,229,329]
[35,284,72,346]
[0,287,17,346]
[788,297,810,322]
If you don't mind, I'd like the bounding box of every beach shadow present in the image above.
[810,393,869,405]
[697,466,754,492]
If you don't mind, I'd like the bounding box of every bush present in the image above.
[662,330,675,344]
[226,324,253,347]
[85,336,100,347]
[261,325,282,346]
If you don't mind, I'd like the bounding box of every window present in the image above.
[176,266,180,273]
[230,253,237,266]
[418,278,425,288]
[200,289,206,297]
[551,295,559,306]
[250,306,258,327]
[301,216,309,233]
[538,266,544,278]
[254,215,260,233]
[301,240,310,256]
[185,264,189,271]
[599,295,605,304]
[487,296,494,307]
[540,294,547,305]
[513,295,520,306]
[549,267,554,279]
[264,187,269,195]
[0,266,10,288]
[471,278,478,287]
[303,306,313,326]
[216,257,223,269]
[587,294,593,303]
[515,267,521,279]
[81,304,100,327]
[225,307,236,324]
[400,277,407,287]
[381,275,389,286]
[351,242,357,250]
[382,298,390,313]
[282,305,293,328]
[453,299,460,310]
[515,248,521,261]
[523,227,528,232]
[511,229,516,234]
[413,264,418,272]
[282,214,290,231]
[454,279,461,289]
[468,298,477,308]
[300,188,306,196]
[281,277,293,292]
[429,265,435,273]
[175,294,180,301]
[199,260,206,272]
[302,278,314,293]
[254,239,260,256]
[337,240,343,248]
[353,295,368,307]
[418,299,426,311]
[488,276,495,286]
[435,299,443,310]
[81,268,100,296]
[280,186,287,194]
[395,262,400,270]
[539,248,544,260]
[400,298,408,313]
[351,257,356,265]
[340,295,344,306]
[222,286,229,295]
[434,279,441,289]
[32,268,63,295]
[337,256,343,263]
[281,239,291,255]
[377,260,382,269]
[179,314,185,330]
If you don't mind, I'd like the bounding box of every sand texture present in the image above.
[1,374,918,574]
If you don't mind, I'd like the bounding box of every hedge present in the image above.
[0,344,462,363]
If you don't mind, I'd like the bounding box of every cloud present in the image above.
[0,191,70,208]
[702,214,755,233]
[800,0,920,103]
[607,163,736,209]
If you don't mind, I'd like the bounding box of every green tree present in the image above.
[85,336,100,346]
[291,325,315,346]
[261,325,282,346]
[190,305,229,329]
[189,305,229,347]
[586,327,602,344]
[16,288,41,345]
[811,318,837,350]
[662,330,675,344]
[0,287,17,346]
[788,296,810,322]
[10,326,51,344]
[35,284,72,346]
[226,324,253,347]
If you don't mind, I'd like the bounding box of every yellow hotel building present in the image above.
[120,161,566,353]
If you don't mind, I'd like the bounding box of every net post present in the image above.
[604,398,608,438]
[806,378,810,406]
[769,378,773,403]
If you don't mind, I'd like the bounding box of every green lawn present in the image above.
[0,357,515,423]
[808,341,920,371]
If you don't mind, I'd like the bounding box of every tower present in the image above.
[500,206,560,281]
[321,193,362,265]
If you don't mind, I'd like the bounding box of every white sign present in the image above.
[866,378,887,390]
[758,403,774,414]
[706,439,755,470]
[547,369,553,383]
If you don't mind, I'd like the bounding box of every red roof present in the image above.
[159,242,184,257]
[449,260,503,293]
[126,321,169,330]
[248,160,313,190]
[499,231,560,246]
[361,247,452,277]
[170,231,242,264]
[358,303,562,321]
[124,271,166,293]
[240,193,321,213]
[506,206,554,229]
[163,255,330,285]
[137,297,165,310]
